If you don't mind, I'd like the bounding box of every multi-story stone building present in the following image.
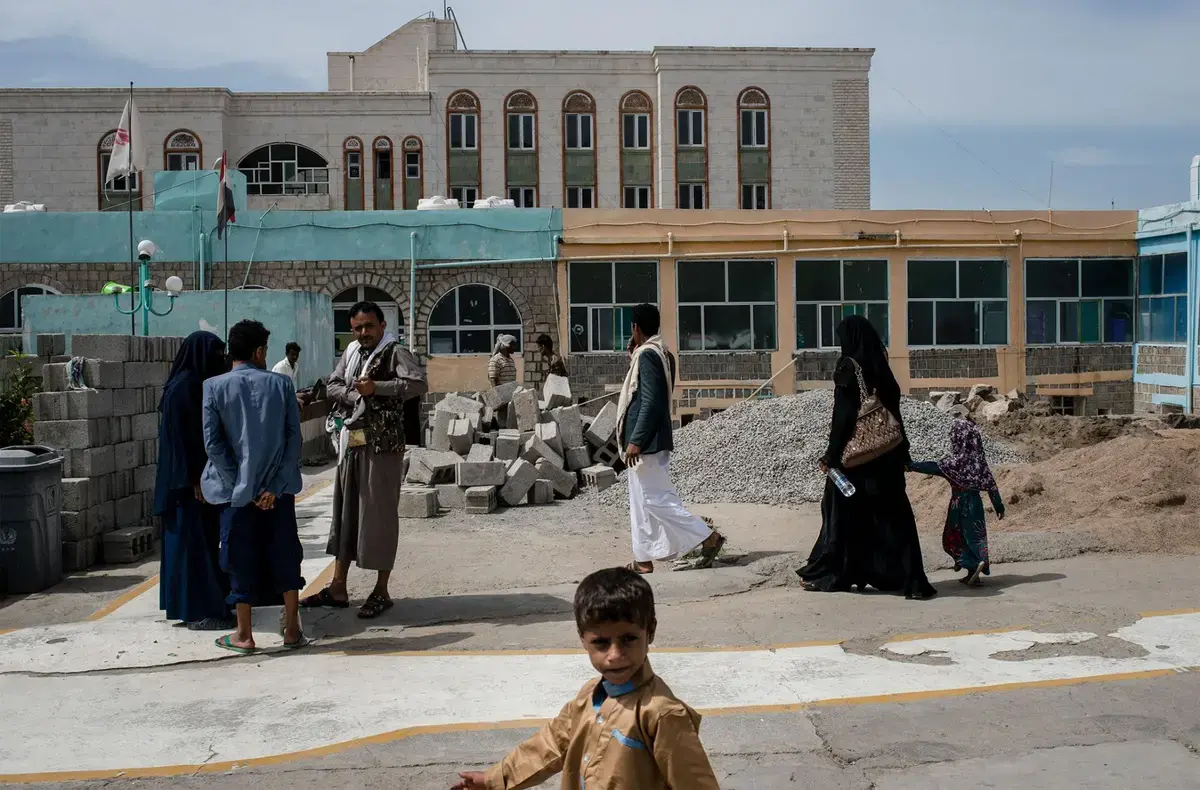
[0,16,873,214]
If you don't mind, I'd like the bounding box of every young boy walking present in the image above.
[451,567,719,789]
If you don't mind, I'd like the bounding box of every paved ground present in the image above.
[1,467,1198,788]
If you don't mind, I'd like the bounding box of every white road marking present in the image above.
[0,613,1197,775]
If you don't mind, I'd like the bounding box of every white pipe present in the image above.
[783,228,789,251]
[667,232,673,255]
[557,241,1018,263]
[198,232,206,290]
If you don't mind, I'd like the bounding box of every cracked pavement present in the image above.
[2,468,1199,788]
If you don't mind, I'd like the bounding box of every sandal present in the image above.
[187,616,236,631]
[300,587,350,609]
[282,632,311,650]
[700,532,726,561]
[357,591,394,619]
[214,634,257,655]
[626,562,654,574]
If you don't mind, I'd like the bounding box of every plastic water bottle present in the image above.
[828,467,856,497]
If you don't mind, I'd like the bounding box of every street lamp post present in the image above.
[110,240,183,336]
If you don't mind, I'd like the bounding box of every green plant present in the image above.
[0,351,39,447]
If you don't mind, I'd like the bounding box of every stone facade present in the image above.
[794,351,841,384]
[0,19,872,212]
[1136,344,1187,376]
[909,348,999,380]
[569,353,628,402]
[0,117,12,205]
[678,352,771,381]
[1134,382,1188,414]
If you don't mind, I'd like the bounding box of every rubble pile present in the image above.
[401,375,621,516]
[928,384,1032,422]
[594,389,1025,508]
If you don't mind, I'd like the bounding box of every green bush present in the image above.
[0,351,39,447]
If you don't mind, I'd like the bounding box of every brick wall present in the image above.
[568,353,627,401]
[0,117,13,205]
[1136,344,1187,376]
[832,79,870,209]
[1134,382,1188,414]
[793,351,840,384]
[909,348,999,379]
[1026,345,1132,376]
[678,351,771,381]
[677,385,769,410]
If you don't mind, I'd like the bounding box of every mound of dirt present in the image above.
[908,431,1200,554]
[981,412,1162,462]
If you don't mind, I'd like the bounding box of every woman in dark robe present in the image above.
[796,315,937,600]
[155,331,234,629]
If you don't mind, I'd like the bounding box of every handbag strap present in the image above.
[847,358,873,402]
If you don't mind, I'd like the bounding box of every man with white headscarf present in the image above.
[488,334,518,387]
[303,301,427,619]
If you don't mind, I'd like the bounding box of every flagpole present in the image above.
[223,226,229,341]
[127,81,136,335]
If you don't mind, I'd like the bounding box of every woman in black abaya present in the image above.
[796,315,937,599]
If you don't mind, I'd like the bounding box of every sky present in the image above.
[2,0,1197,210]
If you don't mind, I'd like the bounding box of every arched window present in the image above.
[737,88,771,210]
[97,130,142,211]
[428,284,522,355]
[332,286,403,355]
[446,91,481,207]
[619,91,653,209]
[505,90,538,208]
[674,86,708,209]
[164,129,202,171]
[563,91,597,208]
[238,143,329,196]
[343,136,364,210]
[1,285,59,333]
[401,136,424,210]
[373,136,394,210]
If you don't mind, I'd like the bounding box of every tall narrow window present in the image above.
[505,91,539,208]
[401,136,423,210]
[674,86,707,209]
[619,90,653,209]
[737,88,771,210]
[563,91,598,207]
[446,91,481,205]
[373,136,394,210]
[343,136,364,211]
[163,129,202,171]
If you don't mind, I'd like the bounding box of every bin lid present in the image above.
[0,445,63,472]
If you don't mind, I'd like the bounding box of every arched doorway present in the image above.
[332,285,403,355]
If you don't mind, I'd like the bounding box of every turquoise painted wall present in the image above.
[21,290,334,384]
[152,169,247,213]
[0,207,560,265]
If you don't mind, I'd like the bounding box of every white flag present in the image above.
[105,98,145,185]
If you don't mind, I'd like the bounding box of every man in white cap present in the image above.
[488,334,518,387]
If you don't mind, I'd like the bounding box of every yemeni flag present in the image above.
[105,98,145,185]
[216,151,237,239]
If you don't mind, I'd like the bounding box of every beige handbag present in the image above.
[840,359,904,468]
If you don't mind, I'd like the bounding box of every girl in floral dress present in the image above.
[909,419,1005,586]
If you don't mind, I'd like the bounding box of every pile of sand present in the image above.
[908,430,1200,553]
[982,411,1161,462]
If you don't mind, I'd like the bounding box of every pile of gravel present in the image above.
[594,389,1026,508]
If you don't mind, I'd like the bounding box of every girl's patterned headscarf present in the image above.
[939,419,998,492]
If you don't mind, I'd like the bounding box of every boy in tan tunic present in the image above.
[452,567,718,790]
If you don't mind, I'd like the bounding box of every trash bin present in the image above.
[0,445,64,594]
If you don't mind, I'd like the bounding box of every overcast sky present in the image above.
[3,0,1197,209]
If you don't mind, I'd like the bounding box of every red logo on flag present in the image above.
[114,128,130,146]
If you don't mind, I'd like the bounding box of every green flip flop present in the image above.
[214,634,257,655]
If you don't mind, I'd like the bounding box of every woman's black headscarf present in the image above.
[835,314,902,414]
[153,331,227,512]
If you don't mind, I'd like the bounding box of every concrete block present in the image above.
[551,406,585,449]
[35,333,66,357]
[398,488,439,518]
[499,458,538,506]
[495,429,521,461]
[505,400,519,429]
[113,441,143,472]
[465,443,495,463]
[62,537,100,572]
[523,434,564,469]
[542,374,572,409]
[65,446,115,478]
[114,494,143,526]
[66,389,115,420]
[34,419,101,450]
[109,416,131,443]
[481,406,495,429]
[464,485,498,514]
[61,510,90,542]
[581,464,618,492]
[87,501,116,534]
[406,450,461,485]
[514,387,539,432]
[111,470,134,500]
[435,484,467,509]
[133,464,157,494]
[112,388,143,416]
[534,421,564,455]
[102,524,156,564]
[92,473,113,504]
[73,334,133,362]
[430,409,454,452]
[61,478,92,511]
[33,392,68,421]
[536,458,577,499]
[83,359,124,389]
[592,439,622,468]
[132,412,159,441]
[565,446,592,471]
[123,361,170,388]
[482,381,521,409]
[435,394,485,418]
[527,479,554,505]
[448,418,475,455]
[40,363,68,392]
[142,439,157,464]
[586,402,618,447]
[455,460,507,487]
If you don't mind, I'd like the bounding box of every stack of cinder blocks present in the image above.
[401,374,623,518]
[32,333,184,571]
